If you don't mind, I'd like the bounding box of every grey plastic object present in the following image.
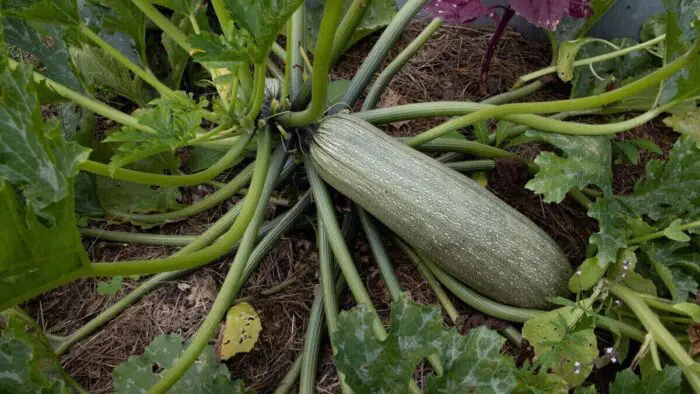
[396,0,664,40]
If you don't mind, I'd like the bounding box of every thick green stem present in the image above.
[274,356,303,394]
[394,239,458,324]
[88,131,269,277]
[316,218,354,394]
[280,0,344,126]
[444,159,496,173]
[362,18,443,111]
[425,260,646,341]
[518,35,667,85]
[305,157,387,340]
[131,0,191,53]
[407,49,694,146]
[8,59,151,133]
[111,162,254,223]
[358,209,402,299]
[340,0,430,108]
[610,284,700,391]
[267,59,285,82]
[483,81,545,105]
[79,130,253,187]
[79,228,196,246]
[79,25,178,100]
[629,220,700,245]
[148,129,272,393]
[290,7,305,101]
[357,100,677,137]
[211,0,233,39]
[329,0,371,65]
[299,255,326,394]
[56,185,303,356]
[247,63,268,120]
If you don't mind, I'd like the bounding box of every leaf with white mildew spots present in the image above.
[112,334,252,393]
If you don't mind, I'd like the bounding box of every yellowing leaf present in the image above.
[218,302,261,360]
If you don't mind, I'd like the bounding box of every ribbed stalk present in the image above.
[358,209,402,299]
[610,284,700,392]
[407,48,694,146]
[112,162,255,223]
[79,131,254,187]
[362,18,443,111]
[148,129,273,393]
[280,0,344,126]
[88,131,267,277]
[305,157,387,340]
[444,160,496,173]
[8,59,150,133]
[341,0,430,107]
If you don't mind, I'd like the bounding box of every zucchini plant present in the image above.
[1,0,700,392]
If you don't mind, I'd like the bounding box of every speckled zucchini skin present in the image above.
[310,114,572,309]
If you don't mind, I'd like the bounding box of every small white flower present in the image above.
[574,361,581,367]
[621,273,627,279]
[576,270,582,276]
[606,347,614,354]
[611,357,617,363]
[615,299,622,306]
[575,369,581,375]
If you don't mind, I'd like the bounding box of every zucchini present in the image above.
[310,114,572,309]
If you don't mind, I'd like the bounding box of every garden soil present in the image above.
[25,21,679,393]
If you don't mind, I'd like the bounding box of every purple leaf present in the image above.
[424,0,489,24]
[568,0,593,19]
[509,0,571,30]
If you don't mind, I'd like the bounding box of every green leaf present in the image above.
[164,13,192,89]
[304,0,396,52]
[97,154,182,217]
[112,334,250,393]
[613,141,640,165]
[588,198,630,266]
[620,137,700,224]
[664,219,691,242]
[557,38,602,82]
[426,327,517,394]
[571,38,659,110]
[333,293,516,393]
[70,45,147,105]
[522,306,597,386]
[327,78,351,107]
[568,257,607,293]
[641,241,699,302]
[4,18,83,92]
[609,366,682,393]
[641,13,667,55]
[189,146,229,172]
[513,367,568,394]
[224,0,303,61]
[587,137,700,270]
[104,94,204,169]
[473,120,490,145]
[333,294,445,391]
[0,309,78,393]
[188,30,248,63]
[1,0,80,25]
[525,131,612,203]
[97,276,124,296]
[659,0,700,103]
[673,302,700,322]
[664,108,700,147]
[85,0,148,63]
[628,138,664,155]
[0,64,91,219]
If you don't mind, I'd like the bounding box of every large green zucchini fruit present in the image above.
[310,114,572,309]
